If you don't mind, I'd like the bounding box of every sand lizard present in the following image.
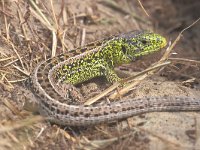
[30,30,200,126]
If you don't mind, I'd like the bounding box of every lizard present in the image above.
[30,30,200,126]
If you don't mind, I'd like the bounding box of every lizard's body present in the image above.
[30,31,200,126]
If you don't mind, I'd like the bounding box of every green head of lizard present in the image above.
[102,30,167,66]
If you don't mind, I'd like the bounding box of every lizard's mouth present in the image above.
[160,36,167,49]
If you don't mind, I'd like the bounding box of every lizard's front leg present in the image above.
[101,64,121,84]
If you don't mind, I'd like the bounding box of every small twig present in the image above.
[60,28,70,52]
[160,17,200,62]
[0,8,14,18]
[137,0,150,17]
[0,56,14,62]
[0,115,44,133]
[10,43,25,70]
[58,128,76,143]
[12,64,29,76]
[50,0,59,30]
[2,98,22,117]
[17,7,28,40]
[50,0,58,57]
[120,61,170,83]
[84,82,119,105]
[84,61,170,105]
[169,58,200,64]
[109,61,170,100]
[2,0,10,40]
[81,28,86,47]
[28,0,53,28]
[7,78,27,83]
[28,0,57,57]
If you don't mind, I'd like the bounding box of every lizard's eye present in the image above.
[141,40,147,45]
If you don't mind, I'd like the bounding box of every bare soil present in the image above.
[0,0,200,150]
